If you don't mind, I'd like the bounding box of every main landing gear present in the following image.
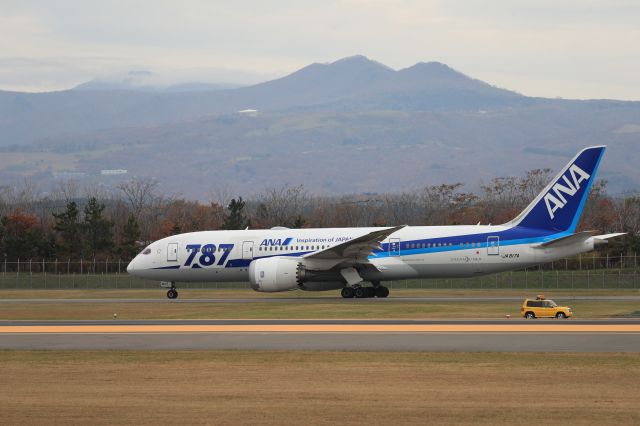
[341,282,389,299]
[161,281,178,299]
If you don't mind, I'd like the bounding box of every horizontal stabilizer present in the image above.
[535,231,598,248]
[592,232,627,245]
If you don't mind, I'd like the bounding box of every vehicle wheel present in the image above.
[354,287,366,298]
[525,312,535,319]
[375,286,389,298]
[556,312,566,319]
[341,287,355,299]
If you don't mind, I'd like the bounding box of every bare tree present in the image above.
[518,168,553,204]
[255,185,310,228]
[3,178,40,212]
[382,191,422,225]
[83,180,112,202]
[118,177,161,219]
[209,187,235,209]
[422,183,463,225]
[118,177,166,241]
[51,179,80,204]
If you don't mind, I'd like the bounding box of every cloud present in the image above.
[0,1,638,99]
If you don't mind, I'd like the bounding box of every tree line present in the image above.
[0,172,638,261]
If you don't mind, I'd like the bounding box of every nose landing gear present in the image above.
[161,281,178,299]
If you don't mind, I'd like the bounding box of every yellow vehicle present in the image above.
[521,295,572,319]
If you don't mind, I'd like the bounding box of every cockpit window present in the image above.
[142,248,152,255]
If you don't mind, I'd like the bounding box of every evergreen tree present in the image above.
[0,217,5,258]
[120,214,141,259]
[221,197,248,230]
[293,215,305,228]
[83,197,113,257]
[53,201,84,257]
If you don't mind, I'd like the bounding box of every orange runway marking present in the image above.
[1,325,640,333]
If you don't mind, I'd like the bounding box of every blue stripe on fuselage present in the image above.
[220,226,567,267]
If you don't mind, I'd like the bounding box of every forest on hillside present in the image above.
[1,170,639,262]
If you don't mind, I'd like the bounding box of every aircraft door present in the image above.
[389,238,400,256]
[487,236,499,256]
[242,241,254,260]
[167,243,178,262]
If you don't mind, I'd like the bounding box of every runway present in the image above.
[2,295,640,304]
[1,319,639,352]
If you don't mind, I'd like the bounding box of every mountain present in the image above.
[0,56,639,198]
[0,56,525,146]
[73,79,243,92]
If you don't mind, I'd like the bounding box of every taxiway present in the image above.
[1,319,638,352]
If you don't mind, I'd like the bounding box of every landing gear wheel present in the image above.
[167,289,178,299]
[341,287,355,299]
[354,287,366,298]
[375,286,389,298]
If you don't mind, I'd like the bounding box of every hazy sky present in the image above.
[1,0,639,99]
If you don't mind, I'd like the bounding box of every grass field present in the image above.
[1,289,639,320]
[1,288,639,299]
[1,351,639,425]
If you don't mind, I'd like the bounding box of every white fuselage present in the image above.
[127,225,594,286]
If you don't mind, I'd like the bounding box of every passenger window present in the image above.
[142,248,151,255]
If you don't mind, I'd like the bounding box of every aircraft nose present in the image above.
[127,258,136,273]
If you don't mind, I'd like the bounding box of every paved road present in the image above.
[1,319,639,352]
[2,295,640,304]
[2,319,640,325]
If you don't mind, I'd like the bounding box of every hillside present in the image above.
[0,56,639,198]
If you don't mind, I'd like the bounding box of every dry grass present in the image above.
[0,300,638,320]
[1,351,639,425]
[1,288,638,299]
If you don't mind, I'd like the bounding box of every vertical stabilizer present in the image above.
[507,146,606,232]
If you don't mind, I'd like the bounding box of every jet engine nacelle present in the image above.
[249,257,300,292]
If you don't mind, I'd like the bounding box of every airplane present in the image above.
[127,145,625,299]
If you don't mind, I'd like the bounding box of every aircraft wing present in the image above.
[303,225,406,264]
